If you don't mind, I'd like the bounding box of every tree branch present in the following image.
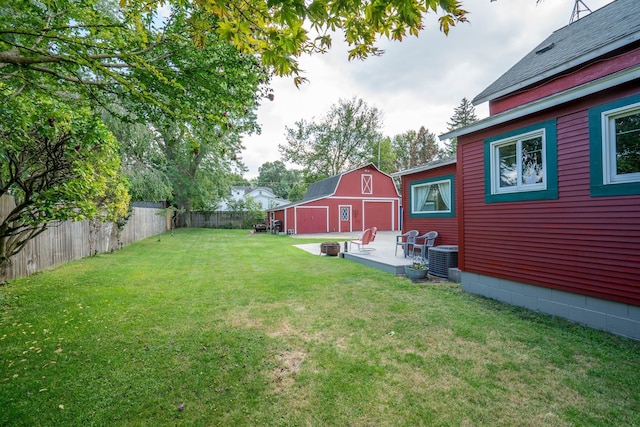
[28,65,108,85]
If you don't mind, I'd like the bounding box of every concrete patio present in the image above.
[290,230,421,275]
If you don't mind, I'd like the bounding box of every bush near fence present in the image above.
[1,195,168,282]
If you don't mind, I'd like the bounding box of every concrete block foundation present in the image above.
[461,271,640,341]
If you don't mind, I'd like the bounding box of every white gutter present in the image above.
[391,157,457,177]
[440,65,640,141]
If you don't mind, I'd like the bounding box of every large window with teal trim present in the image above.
[589,94,640,197]
[409,174,454,218]
[484,120,558,203]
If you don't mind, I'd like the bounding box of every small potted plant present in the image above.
[404,256,428,281]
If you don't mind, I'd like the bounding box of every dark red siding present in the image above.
[459,87,640,306]
[401,163,459,246]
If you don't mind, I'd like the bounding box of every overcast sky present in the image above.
[240,0,614,179]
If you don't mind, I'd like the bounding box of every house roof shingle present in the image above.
[472,0,640,105]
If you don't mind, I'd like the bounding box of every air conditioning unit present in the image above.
[428,246,458,278]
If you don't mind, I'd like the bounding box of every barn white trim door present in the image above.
[339,205,352,233]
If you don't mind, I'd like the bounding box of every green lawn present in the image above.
[1,229,639,426]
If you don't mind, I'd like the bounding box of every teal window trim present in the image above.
[409,174,455,218]
[589,93,640,197]
[484,119,558,203]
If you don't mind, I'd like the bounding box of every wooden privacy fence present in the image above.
[189,211,257,229]
[1,195,168,282]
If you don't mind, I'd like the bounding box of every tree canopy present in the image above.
[0,95,129,278]
[122,0,469,85]
[279,97,384,181]
[0,1,271,123]
[0,0,270,275]
[391,126,441,171]
[254,161,302,200]
[109,10,270,224]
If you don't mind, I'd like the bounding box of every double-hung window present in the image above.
[484,120,558,203]
[605,106,640,182]
[409,175,454,218]
[590,95,640,197]
[491,130,546,193]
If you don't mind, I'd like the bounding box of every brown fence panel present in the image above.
[189,211,246,228]
[1,195,168,281]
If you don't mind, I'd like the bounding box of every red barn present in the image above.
[267,163,400,234]
[392,157,459,246]
[440,0,640,340]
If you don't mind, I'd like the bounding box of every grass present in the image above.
[1,228,639,426]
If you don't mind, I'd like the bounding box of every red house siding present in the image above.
[459,88,640,306]
[490,47,640,115]
[401,163,458,246]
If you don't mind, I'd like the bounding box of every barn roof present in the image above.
[301,174,341,202]
[473,0,640,105]
[266,163,383,211]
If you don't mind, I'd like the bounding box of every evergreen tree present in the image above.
[443,98,479,156]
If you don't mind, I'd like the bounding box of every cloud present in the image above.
[241,0,614,178]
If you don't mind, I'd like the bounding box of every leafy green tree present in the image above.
[136,0,469,83]
[443,97,479,156]
[392,126,440,171]
[137,10,267,226]
[155,122,249,227]
[367,136,396,174]
[102,111,173,203]
[101,8,270,225]
[255,161,302,200]
[0,95,129,280]
[416,126,441,164]
[287,182,309,202]
[2,0,468,95]
[0,1,269,264]
[226,197,265,229]
[229,174,252,187]
[0,1,173,117]
[0,1,272,118]
[280,97,384,181]
[392,130,417,172]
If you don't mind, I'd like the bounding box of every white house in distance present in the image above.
[217,186,290,211]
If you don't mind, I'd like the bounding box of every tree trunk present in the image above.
[177,200,191,228]
[0,257,11,285]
